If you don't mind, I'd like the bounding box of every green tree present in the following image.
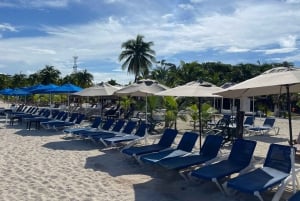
[70,70,94,88]
[38,65,61,84]
[119,34,156,82]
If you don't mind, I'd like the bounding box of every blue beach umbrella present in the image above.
[47,83,82,94]
[0,88,13,95]
[46,83,82,107]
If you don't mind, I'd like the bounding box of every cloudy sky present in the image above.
[0,0,299,84]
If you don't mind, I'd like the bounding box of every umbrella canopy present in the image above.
[73,82,120,97]
[156,81,222,98]
[0,88,13,95]
[156,80,222,148]
[115,79,169,97]
[29,84,59,94]
[10,88,31,96]
[47,83,82,94]
[215,69,300,98]
[114,79,169,135]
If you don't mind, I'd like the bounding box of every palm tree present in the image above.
[119,34,156,82]
[38,65,61,85]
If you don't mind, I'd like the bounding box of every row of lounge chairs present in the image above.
[6,105,86,131]
[64,118,150,148]
[118,128,299,201]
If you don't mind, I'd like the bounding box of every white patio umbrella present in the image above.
[114,79,169,135]
[73,82,121,97]
[215,67,300,193]
[155,80,222,148]
[73,82,121,115]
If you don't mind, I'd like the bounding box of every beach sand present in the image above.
[1,103,300,201]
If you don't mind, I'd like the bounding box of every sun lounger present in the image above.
[63,116,102,135]
[158,135,223,171]
[90,120,136,144]
[190,139,256,193]
[139,132,198,164]
[74,118,115,138]
[102,122,148,147]
[121,128,178,160]
[52,113,85,130]
[80,119,125,141]
[247,117,279,135]
[225,144,298,201]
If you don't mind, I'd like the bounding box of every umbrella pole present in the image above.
[198,97,202,149]
[286,86,297,193]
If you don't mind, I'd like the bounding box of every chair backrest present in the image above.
[177,132,198,152]
[122,121,137,134]
[102,118,115,130]
[74,114,85,124]
[263,117,275,128]
[134,122,147,137]
[55,111,65,120]
[68,113,78,122]
[244,116,254,126]
[158,128,178,148]
[60,112,69,121]
[200,135,223,158]
[50,109,60,118]
[228,139,257,167]
[42,109,51,118]
[91,117,102,128]
[264,144,292,174]
[111,119,126,132]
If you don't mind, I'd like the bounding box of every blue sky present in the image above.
[0,0,300,84]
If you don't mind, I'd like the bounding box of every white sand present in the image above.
[0,103,299,201]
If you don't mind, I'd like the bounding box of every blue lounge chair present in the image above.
[102,122,148,147]
[289,191,300,201]
[158,135,223,171]
[40,111,68,129]
[91,120,136,144]
[75,118,115,138]
[139,132,198,164]
[225,144,295,201]
[121,128,178,159]
[190,139,256,193]
[244,116,255,129]
[53,113,85,130]
[247,117,279,135]
[41,112,75,130]
[63,116,102,135]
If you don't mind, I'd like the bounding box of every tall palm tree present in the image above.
[119,34,156,82]
[38,65,61,85]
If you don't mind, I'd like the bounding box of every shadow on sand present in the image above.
[42,139,100,151]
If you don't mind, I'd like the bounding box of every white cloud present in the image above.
[0,23,17,32]
[226,47,250,53]
[261,48,297,55]
[279,35,297,48]
[178,3,194,10]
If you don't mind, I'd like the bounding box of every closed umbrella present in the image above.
[215,67,300,193]
[156,80,222,148]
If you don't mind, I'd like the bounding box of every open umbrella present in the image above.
[47,83,82,108]
[155,80,222,148]
[114,79,169,135]
[0,88,13,95]
[215,67,300,193]
[73,82,120,97]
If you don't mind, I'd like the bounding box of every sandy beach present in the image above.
[1,104,300,201]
